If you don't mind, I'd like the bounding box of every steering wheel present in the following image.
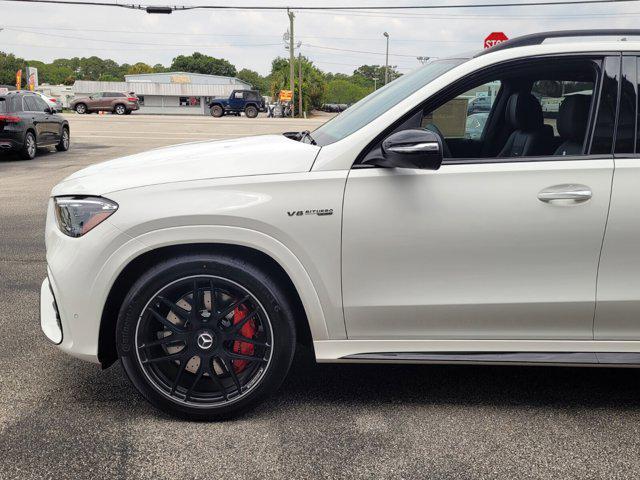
[424,123,452,158]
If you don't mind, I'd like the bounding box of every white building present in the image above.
[73,72,252,115]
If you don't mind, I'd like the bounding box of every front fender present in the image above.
[95,224,331,341]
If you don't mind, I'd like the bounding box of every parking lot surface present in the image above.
[2,114,640,480]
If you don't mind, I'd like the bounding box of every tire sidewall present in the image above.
[245,106,258,118]
[21,132,36,159]
[117,254,296,420]
[211,105,223,117]
[56,127,70,151]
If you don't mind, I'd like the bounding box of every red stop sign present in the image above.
[484,32,509,49]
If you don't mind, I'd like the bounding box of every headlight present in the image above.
[53,196,118,238]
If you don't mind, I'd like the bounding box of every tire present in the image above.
[125,110,132,115]
[116,254,296,420]
[210,105,224,117]
[114,104,127,115]
[20,131,37,160]
[74,103,87,114]
[245,105,258,118]
[56,127,70,152]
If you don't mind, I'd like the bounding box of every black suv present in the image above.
[0,91,70,160]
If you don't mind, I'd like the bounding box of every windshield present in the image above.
[312,58,466,146]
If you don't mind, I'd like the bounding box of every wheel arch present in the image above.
[98,242,314,368]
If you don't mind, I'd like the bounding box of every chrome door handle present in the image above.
[386,142,440,154]
[538,184,592,203]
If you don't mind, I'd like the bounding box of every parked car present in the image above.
[70,92,139,115]
[35,92,63,112]
[208,90,266,118]
[465,112,489,139]
[466,95,492,115]
[43,30,640,420]
[0,90,69,159]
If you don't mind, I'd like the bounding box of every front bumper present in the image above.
[42,198,136,364]
[40,277,63,344]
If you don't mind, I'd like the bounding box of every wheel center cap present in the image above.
[196,331,215,350]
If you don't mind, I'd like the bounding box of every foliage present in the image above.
[0,51,26,87]
[170,52,236,77]
[325,79,370,104]
[127,62,155,75]
[269,56,326,112]
[236,68,269,94]
[352,64,402,89]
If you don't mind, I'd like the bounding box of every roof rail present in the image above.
[475,29,640,57]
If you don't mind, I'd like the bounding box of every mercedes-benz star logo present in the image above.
[197,332,214,350]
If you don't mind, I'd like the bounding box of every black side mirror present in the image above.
[44,106,53,114]
[371,129,443,170]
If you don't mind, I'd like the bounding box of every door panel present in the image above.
[594,55,639,339]
[342,159,613,340]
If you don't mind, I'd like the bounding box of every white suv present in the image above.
[41,31,640,419]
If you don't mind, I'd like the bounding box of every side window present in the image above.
[23,96,38,111]
[615,56,636,154]
[422,81,501,141]
[35,96,49,111]
[234,92,243,99]
[591,56,620,155]
[532,80,594,136]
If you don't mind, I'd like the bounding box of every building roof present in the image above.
[124,71,250,86]
[73,72,252,97]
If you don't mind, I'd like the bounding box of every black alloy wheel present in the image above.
[117,255,296,420]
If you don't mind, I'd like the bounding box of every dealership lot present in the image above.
[3,114,640,479]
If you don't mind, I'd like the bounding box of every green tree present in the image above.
[126,62,154,75]
[236,68,268,93]
[269,56,325,113]
[0,51,26,87]
[170,52,236,77]
[352,64,401,89]
[152,63,167,73]
[325,79,370,104]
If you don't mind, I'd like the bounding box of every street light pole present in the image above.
[383,31,389,85]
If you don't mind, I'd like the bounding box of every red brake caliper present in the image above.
[231,303,256,373]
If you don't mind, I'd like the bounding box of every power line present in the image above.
[1,0,638,12]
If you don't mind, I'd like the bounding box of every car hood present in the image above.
[52,134,321,196]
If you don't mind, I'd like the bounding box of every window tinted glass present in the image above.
[615,56,636,154]
[23,96,39,111]
[0,98,6,113]
[532,79,594,136]
[34,96,48,111]
[591,56,620,155]
[312,58,465,146]
[423,81,500,141]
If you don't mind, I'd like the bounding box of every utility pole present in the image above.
[288,9,295,117]
[383,32,389,85]
[298,52,303,117]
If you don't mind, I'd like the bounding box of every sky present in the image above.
[2,0,640,75]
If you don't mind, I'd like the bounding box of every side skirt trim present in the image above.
[339,351,640,366]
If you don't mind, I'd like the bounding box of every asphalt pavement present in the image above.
[1,113,640,480]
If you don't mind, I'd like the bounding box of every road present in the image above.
[2,114,640,480]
